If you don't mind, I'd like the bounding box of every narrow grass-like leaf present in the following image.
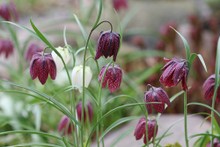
[1,21,38,38]
[188,102,220,118]
[100,116,138,141]
[197,54,207,72]
[170,27,190,60]
[190,133,220,139]
[1,81,79,126]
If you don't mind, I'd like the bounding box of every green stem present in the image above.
[184,91,189,147]
[211,86,218,147]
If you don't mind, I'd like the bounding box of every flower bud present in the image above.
[0,1,18,21]
[134,117,158,144]
[51,47,71,72]
[99,64,122,93]
[76,101,93,122]
[160,58,189,91]
[203,74,220,103]
[30,53,57,84]
[95,30,120,61]
[144,85,170,113]
[71,65,93,92]
[58,115,73,135]
[0,39,14,58]
[112,0,128,11]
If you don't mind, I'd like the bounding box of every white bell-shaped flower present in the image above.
[71,65,92,92]
[52,47,71,72]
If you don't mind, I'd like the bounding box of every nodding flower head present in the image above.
[51,46,71,72]
[0,1,18,21]
[112,0,128,11]
[0,39,14,58]
[203,74,220,103]
[144,85,170,114]
[159,22,177,44]
[76,101,93,122]
[160,58,189,91]
[30,52,57,85]
[58,115,73,135]
[98,64,122,93]
[71,65,93,93]
[95,30,120,61]
[134,117,158,144]
[25,43,43,61]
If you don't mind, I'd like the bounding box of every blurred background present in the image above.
[0,0,220,146]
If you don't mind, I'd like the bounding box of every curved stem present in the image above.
[184,91,189,147]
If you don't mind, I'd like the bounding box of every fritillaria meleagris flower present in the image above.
[0,39,14,58]
[58,115,73,135]
[25,43,43,61]
[99,64,122,93]
[203,74,220,103]
[206,138,220,147]
[0,1,18,21]
[144,85,170,113]
[112,0,128,11]
[159,22,177,44]
[30,53,56,85]
[159,58,189,91]
[51,46,71,72]
[76,101,93,122]
[95,30,120,61]
[71,65,93,93]
[134,117,158,144]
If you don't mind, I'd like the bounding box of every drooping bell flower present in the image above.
[144,85,170,113]
[25,43,43,61]
[0,1,18,21]
[58,115,73,135]
[99,64,122,93]
[159,58,189,91]
[112,0,128,11]
[134,117,158,144]
[30,53,57,84]
[95,30,120,61]
[206,138,220,147]
[71,65,93,93]
[0,39,14,58]
[76,101,93,122]
[51,46,71,72]
[203,74,220,103]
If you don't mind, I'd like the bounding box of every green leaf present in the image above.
[1,81,80,126]
[197,54,207,72]
[99,116,138,141]
[170,27,190,60]
[188,102,220,118]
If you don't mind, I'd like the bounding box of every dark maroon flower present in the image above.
[134,117,158,144]
[156,40,166,50]
[0,39,14,58]
[203,74,220,103]
[95,30,120,61]
[30,53,56,84]
[144,85,170,113]
[112,0,128,11]
[160,58,189,91]
[25,43,43,61]
[206,138,220,147]
[98,64,122,92]
[76,101,93,122]
[58,115,74,135]
[0,1,18,21]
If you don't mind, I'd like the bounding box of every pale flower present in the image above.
[52,47,71,72]
[71,65,92,92]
